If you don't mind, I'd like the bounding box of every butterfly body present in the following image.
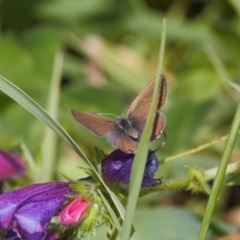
[72,74,167,153]
[117,117,139,140]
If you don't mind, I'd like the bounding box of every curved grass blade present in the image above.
[0,74,125,230]
[120,19,167,240]
[98,190,122,233]
[0,75,90,166]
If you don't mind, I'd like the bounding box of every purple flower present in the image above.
[3,229,67,240]
[0,150,25,181]
[0,182,72,240]
[101,149,160,186]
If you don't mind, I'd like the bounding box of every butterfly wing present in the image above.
[127,74,167,138]
[127,74,167,119]
[106,129,138,153]
[127,112,166,141]
[151,113,166,140]
[72,110,137,152]
[72,110,116,136]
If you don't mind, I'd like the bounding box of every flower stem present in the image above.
[162,134,228,164]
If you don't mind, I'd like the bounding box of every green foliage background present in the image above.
[0,0,240,239]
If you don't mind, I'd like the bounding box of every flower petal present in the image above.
[0,150,25,181]
[0,182,72,240]
[59,196,90,226]
[3,229,68,240]
[142,151,159,186]
[101,149,160,186]
[101,149,133,184]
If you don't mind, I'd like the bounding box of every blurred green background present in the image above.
[0,0,240,239]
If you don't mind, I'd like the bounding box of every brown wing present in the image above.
[151,113,166,140]
[127,113,166,141]
[106,129,138,153]
[127,74,167,120]
[72,110,116,136]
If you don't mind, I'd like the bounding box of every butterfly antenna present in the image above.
[122,105,130,117]
[99,113,118,118]
[153,131,167,153]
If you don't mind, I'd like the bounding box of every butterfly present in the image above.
[72,74,167,153]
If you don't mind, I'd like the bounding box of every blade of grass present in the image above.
[0,75,89,164]
[41,52,63,182]
[224,79,240,92]
[120,19,167,240]
[197,102,240,240]
[64,31,148,93]
[205,160,240,182]
[19,141,37,182]
[204,44,230,81]
[98,190,122,233]
[228,0,240,17]
[0,74,125,229]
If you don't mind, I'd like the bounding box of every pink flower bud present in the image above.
[59,197,90,226]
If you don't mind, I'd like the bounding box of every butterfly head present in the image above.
[117,117,139,140]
